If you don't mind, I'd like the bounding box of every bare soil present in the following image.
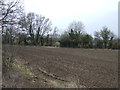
[3,46,118,88]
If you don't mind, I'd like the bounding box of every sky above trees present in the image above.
[24,0,118,36]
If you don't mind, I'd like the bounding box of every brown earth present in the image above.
[3,46,118,88]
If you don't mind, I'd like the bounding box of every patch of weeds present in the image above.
[2,52,14,73]
[38,70,78,88]
[13,60,35,80]
[47,79,78,88]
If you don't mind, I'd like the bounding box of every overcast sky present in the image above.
[24,0,119,36]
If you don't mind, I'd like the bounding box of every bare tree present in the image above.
[94,31,103,48]
[1,0,24,74]
[35,15,52,37]
[0,0,24,33]
[66,21,85,47]
[34,14,52,45]
[22,12,52,45]
[94,27,115,48]
[100,27,114,48]
[52,27,59,41]
[68,21,85,34]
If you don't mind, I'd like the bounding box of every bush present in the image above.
[54,42,60,47]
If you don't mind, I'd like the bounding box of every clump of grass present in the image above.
[47,79,78,88]
[2,52,14,73]
[13,60,35,80]
[2,45,18,73]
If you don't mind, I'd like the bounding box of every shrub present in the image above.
[54,42,60,47]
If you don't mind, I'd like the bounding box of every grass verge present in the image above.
[12,59,85,88]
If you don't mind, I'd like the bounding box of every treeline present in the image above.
[2,13,59,46]
[1,0,59,46]
[60,24,120,49]
[1,0,120,49]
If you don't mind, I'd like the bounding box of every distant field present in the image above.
[3,46,118,88]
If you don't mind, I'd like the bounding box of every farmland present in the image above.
[3,46,118,88]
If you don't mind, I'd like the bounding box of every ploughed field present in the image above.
[4,46,118,88]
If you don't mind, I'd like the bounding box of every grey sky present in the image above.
[24,0,119,36]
